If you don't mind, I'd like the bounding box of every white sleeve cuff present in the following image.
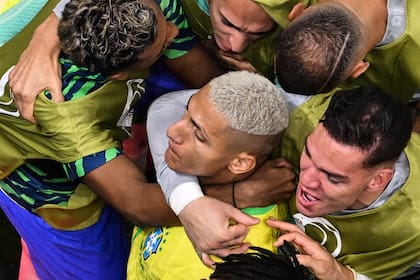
[346,266,371,280]
[169,182,203,215]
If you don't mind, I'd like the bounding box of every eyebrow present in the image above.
[186,95,208,139]
[220,13,275,37]
[304,135,349,183]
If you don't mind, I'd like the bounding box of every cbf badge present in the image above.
[141,227,164,260]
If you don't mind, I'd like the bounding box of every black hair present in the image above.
[209,242,315,280]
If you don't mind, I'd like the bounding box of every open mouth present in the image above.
[302,190,318,202]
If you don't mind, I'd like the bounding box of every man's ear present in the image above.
[288,3,306,22]
[109,72,129,81]
[349,61,370,78]
[227,153,257,175]
[367,167,394,193]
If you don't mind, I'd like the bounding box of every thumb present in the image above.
[48,65,64,102]
[230,208,259,226]
[47,81,64,102]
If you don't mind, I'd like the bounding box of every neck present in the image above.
[198,170,249,185]
[331,0,388,49]
[349,189,384,210]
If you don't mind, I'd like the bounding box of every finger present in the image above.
[295,254,318,269]
[47,83,64,102]
[266,218,303,234]
[275,231,328,259]
[219,56,243,70]
[18,100,37,124]
[222,243,250,255]
[201,253,216,269]
[229,208,259,227]
[208,242,250,259]
[219,230,248,248]
[48,66,64,102]
[218,50,242,59]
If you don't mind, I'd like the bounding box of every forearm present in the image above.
[163,42,224,88]
[203,181,274,209]
[203,183,233,206]
[33,13,61,59]
[83,155,180,226]
[204,158,297,209]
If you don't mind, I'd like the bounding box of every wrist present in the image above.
[345,265,370,280]
[169,182,204,215]
[36,14,61,52]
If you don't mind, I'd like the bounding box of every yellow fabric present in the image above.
[35,183,104,230]
[0,0,20,14]
[127,203,288,280]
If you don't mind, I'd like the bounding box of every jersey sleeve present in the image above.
[63,147,123,180]
[146,89,203,215]
[158,0,196,59]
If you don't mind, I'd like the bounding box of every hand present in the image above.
[178,196,259,268]
[199,38,257,72]
[234,158,296,209]
[267,219,354,280]
[217,50,257,73]
[8,13,63,123]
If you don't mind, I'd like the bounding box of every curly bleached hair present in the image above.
[208,71,288,136]
[58,0,157,75]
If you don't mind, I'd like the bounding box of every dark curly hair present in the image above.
[58,0,157,75]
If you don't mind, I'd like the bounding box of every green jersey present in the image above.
[278,93,420,279]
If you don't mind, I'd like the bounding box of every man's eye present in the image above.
[194,130,205,142]
[327,176,341,184]
[221,15,235,28]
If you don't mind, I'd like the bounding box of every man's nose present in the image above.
[300,168,321,189]
[229,32,248,53]
[167,121,185,145]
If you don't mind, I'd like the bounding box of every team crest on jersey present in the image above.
[141,227,165,260]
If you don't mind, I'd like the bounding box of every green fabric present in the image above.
[0,0,148,179]
[180,0,283,80]
[0,78,140,178]
[273,91,336,169]
[340,0,420,102]
[252,0,316,28]
[289,135,420,279]
[278,92,420,279]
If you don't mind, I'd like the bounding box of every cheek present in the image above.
[299,153,313,172]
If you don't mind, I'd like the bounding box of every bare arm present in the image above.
[204,158,296,209]
[82,154,179,226]
[163,42,224,88]
[8,13,63,123]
